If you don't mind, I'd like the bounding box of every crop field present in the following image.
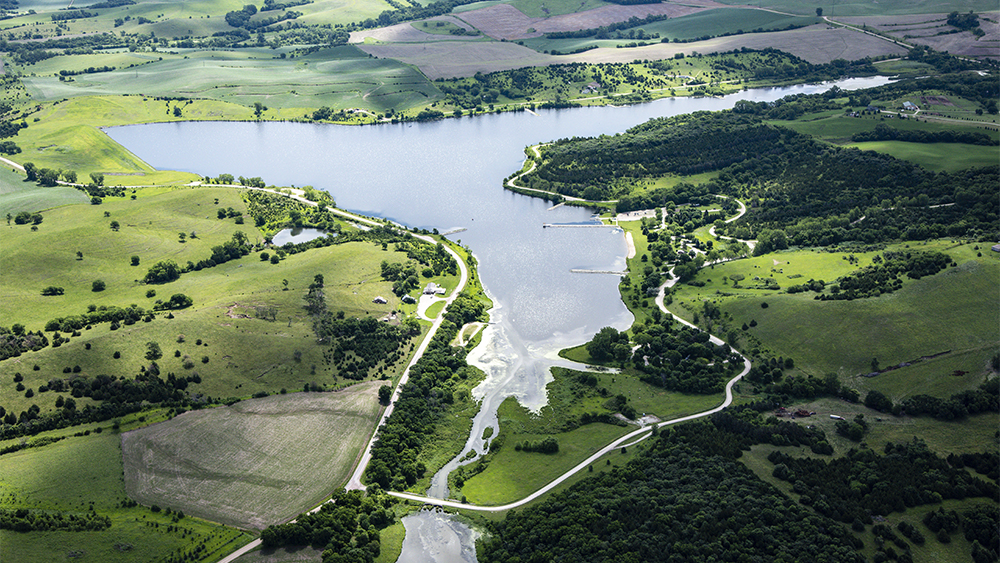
[364,23,906,79]
[713,0,999,17]
[0,430,252,563]
[671,242,1000,392]
[21,47,439,114]
[521,8,820,52]
[0,186,433,416]
[454,1,710,41]
[121,386,384,530]
[839,12,1000,59]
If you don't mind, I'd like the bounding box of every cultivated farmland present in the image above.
[359,24,907,79]
[122,385,384,530]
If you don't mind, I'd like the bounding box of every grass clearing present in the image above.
[0,430,251,563]
[671,242,1000,394]
[843,141,1000,172]
[122,385,384,530]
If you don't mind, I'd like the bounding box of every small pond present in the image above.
[271,227,332,246]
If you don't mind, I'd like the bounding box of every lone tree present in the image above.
[91,279,106,292]
[378,385,392,405]
[816,7,823,16]
[145,341,163,361]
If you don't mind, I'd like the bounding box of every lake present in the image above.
[105,75,891,561]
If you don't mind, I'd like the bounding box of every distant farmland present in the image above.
[122,385,383,530]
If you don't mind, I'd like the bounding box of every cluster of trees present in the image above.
[223,4,301,31]
[0,325,48,360]
[896,379,1000,421]
[43,303,153,332]
[514,437,559,454]
[380,261,420,297]
[526,112,792,198]
[481,419,863,563]
[818,250,952,300]
[0,508,111,532]
[628,321,742,394]
[310,283,420,381]
[853,123,997,146]
[12,211,43,225]
[364,292,486,490]
[768,438,999,525]
[260,488,393,563]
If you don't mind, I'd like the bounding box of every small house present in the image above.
[372,296,387,304]
[423,282,446,295]
[991,243,1000,253]
[902,101,918,111]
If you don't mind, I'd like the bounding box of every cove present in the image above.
[105,76,891,560]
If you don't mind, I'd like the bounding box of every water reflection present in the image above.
[271,227,332,246]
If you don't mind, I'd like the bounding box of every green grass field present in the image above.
[509,0,610,18]
[774,110,1000,172]
[0,168,90,216]
[20,46,439,114]
[844,141,999,172]
[121,386,384,530]
[0,429,253,563]
[671,241,1000,397]
[0,186,444,417]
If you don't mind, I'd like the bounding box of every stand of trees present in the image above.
[260,488,394,563]
[364,292,486,490]
[481,416,863,563]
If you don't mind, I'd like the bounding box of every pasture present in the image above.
[0,429,252,563]
[0,168,89,216]
[0,186,433,417]
[121,386,384,530]
[671,242,1000,395]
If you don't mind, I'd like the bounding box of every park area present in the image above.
[121,386,384,530]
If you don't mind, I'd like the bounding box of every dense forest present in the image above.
[481,417,865,563]
[481,409,1000,563]
[519,82,998,248]
[260,488,396,563]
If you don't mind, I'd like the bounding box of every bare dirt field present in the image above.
[454,0,725,40]
[361,24,906,79]
[122,384,383,530]
[840,12,1000,58]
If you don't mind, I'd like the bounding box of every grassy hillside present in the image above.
[670,241,999,397]
[0,186,446,418]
